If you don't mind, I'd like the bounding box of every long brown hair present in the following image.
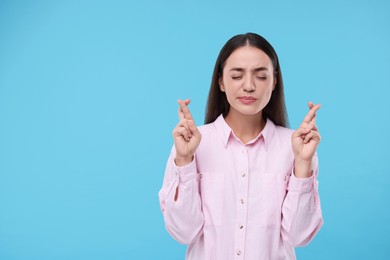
[204,33,289,127]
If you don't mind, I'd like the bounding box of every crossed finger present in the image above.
[303,102,320,125]
[178,99,194,121]
[176,119,192,141]
[177,99,190,121]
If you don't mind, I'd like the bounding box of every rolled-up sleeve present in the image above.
[158,147,204,245]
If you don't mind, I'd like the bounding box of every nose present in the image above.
[243,76,255,92]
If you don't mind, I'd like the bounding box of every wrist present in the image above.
[174,155,194,167]
[294,157,312,178]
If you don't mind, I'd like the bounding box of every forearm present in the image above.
[281,156,323,246]
[159,151,204,244]
[174,154,194,167]
[294,158,313,179]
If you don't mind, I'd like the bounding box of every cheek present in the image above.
[263,86,275,103]
[259,80,274,92]
[224,87,238,103]
[224,77,234,86]
[223,80,240,92]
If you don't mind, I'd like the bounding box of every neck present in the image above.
[224,110,266,144]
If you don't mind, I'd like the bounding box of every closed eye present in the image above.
[232,76,242,80]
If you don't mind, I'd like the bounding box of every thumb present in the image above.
[292,127,311,139]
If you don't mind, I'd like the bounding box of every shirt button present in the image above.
[239,225,244,229]
[240,198,244,204]
[284,176,287,181]
[237,250,242,256]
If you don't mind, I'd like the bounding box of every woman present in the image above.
[158,32,323,260]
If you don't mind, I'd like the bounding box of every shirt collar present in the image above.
[213,114,276,151]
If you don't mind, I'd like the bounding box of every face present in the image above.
[219,45,276,118]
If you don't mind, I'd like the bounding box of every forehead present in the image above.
[224,46,273,70]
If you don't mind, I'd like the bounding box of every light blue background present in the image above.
[1,0,389,259]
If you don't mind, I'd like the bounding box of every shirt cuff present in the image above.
[172,155,198,183]
[288,168,315,194]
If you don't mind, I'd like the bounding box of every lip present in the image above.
[238,96,257,104]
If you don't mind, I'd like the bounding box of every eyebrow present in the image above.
[229,67,269,72]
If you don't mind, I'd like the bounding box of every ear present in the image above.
[218,77,225,92]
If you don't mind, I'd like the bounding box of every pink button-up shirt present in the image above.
[159,114,323,260]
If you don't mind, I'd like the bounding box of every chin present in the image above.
[228,100,264,117]
[235,107,262,117]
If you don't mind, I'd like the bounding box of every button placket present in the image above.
[234,146,249,259]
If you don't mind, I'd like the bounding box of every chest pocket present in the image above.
[200,172,225,227]
[254,172,288,229]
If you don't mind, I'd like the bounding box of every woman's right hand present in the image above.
[173,99,202,166]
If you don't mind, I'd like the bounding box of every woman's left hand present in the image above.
[292,102,321,162]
